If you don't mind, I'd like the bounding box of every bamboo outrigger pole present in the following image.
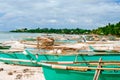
[93,58,102,80]
[43,62,120,71]
[50,64,120,71]
[42,61,120,65]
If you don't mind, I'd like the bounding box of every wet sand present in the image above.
[0,63,45,80]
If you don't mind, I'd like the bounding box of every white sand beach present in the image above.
[0,63,45,80]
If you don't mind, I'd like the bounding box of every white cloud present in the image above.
[0,0,120,30]
[68,19,78,23]
[84,19,93,24]
[47,19,58,23]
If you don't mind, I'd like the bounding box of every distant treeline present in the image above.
[10,28,91,34]
[92,22,120,36]
[10,21,120,36]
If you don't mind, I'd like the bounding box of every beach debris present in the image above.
[0,68,4,71]
[15,74,22,79]
[23,73,31,78]
[13,70,17,73]
[23,68,29,73]
[8,71,13,75]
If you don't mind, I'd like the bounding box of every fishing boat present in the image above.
[41,59,120,80]
[89,46,120,52]
[0,47,120,67]
[0,45,11,49]
[0,49,39,66]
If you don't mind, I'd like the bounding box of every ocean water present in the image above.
[0,32,78,44]
[0,32,43,42]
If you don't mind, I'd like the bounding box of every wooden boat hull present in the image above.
[42,63,120,80]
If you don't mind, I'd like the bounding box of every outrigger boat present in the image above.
[0,48,120,67]
[0,49,40,66]
[41,58,120,80]
[89,46,120,52]
[0,43,11,49]
[0,46,11,49]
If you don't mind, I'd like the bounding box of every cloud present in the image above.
[47,19,58,23]
[68,19,78,23]
[0,0,120,31]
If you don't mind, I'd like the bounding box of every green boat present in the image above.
[89,46,120,52]
[0,49,40,66]
[41,60,120,80]
[0,46,11,49]
[0,49,120,66]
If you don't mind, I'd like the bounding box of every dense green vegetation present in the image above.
[10,28,91,34]
[10,21,120,36]
[91,22,120,36]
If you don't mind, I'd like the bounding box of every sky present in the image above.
[0,0,120,31]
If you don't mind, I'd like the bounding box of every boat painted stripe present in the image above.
[57,62,74,64]
[52,65,67,69]
[41,61,120,65]
[0,58,37,63]
[40,63,52,67]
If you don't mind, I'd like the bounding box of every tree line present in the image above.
[10,28,91,34]
[10,21,120,36]
[91,22,120,36]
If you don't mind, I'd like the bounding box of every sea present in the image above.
[0,32,45,42]
[0,32,79,45]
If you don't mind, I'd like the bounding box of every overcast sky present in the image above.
[0,0,120,31]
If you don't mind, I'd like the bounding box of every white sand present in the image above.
[0,63,45,80]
